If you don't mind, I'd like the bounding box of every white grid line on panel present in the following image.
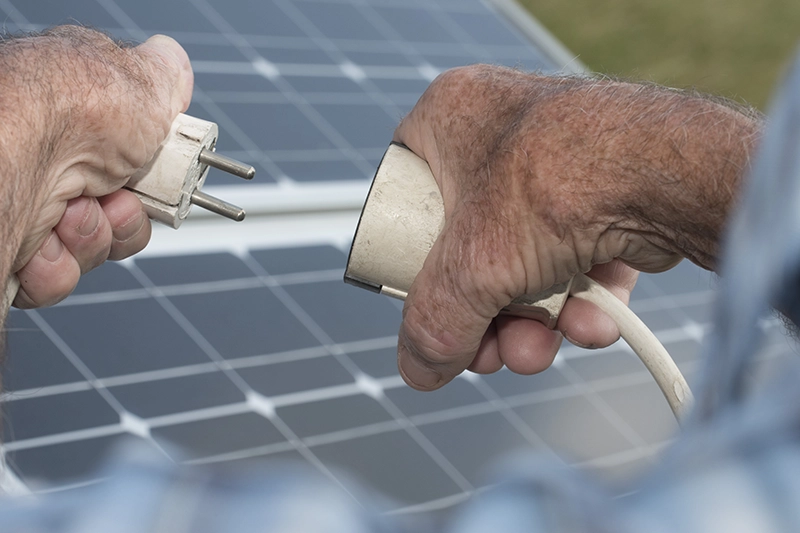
[189,0,377,178]
[239,251,475,493]
[119,259,367,506]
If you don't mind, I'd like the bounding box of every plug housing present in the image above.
[345,143,570,329]
[125,113,252,229]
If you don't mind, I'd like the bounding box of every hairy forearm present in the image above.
[524,77,763,271]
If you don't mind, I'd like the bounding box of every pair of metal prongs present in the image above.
[191,149,256,222]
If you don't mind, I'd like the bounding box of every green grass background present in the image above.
[520,0,800,109]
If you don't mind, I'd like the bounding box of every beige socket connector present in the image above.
[344,142,571,329]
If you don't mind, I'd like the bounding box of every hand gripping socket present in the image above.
[344,143,692,422]
[345,142,570,329]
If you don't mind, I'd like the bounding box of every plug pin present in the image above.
[198,149,256,180]
[190,190,246,221]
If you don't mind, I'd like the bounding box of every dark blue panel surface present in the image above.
[204,0,305,37]
[373,7,458,44]
[237,356,354,397]
[136,252,254,286]
[109,372,246,418]
[13,0,120,29]
[311,429,462,508]
[7,435,155,485]
[218,102,337,151]
[152,412,284,461]
[277,394,392,438]
[293,2,387,42]
[119,0,218,33]
[168,287,320,358]
[3,390,118,442]
[282,281,401,343]
[4,311,85,391]
[251,245,346,275]
[39,299,209,378]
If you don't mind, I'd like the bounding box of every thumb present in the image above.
[397,216,509,391]
[136,35,194,116]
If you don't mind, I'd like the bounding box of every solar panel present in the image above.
[1,0,794,516]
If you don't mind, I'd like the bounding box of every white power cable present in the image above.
[569,273,693,422]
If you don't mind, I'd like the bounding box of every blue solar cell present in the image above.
[369,78,430,95]
[117,0,218,33]
[385,379,486,417]
[310,429,461,510]
[136,252,255,286]
[276,159,368,182]
[181,43,249,62]
[8,435,155,485]
[372,7,459,44]
[347,346,398,378]
[152,412,285,461]
[71,262,143,295]
[419,412,536,486]
[313,104,397,149]
[277,394,392,438]
[109,371,246,418]
[282,280,401,344]
[4,311,85,391]
[237,356,354,397]
[293,2,386,42]
[251,245,347,275]
[194,72,279,92]
[39,299,211,378]
[204,0,305,37]
[168,287,321,358]
[420,52,479,70]
[3,390,118,442]
[343,51,416,67]
[257,47,336,65]
[449,11,529,47]
[12,0,119,28]
[285,75,364,94]
[217,102,336,151]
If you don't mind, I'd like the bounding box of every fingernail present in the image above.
[564,331,595,350]
[398,343,442,389]
[77,199,100,237]
[40,232,64,263]
[115,210,146,243]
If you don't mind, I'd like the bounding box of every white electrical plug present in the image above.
[2,113,254,309]
[125,113,253,229]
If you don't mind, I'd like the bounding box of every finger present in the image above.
[136,35,194,116]
[467,321,504,374]
[397,217,509,391]
[99,190,152,261]
[557,260,639,348]
[13,231,80,308]
[496,315,563,374]
[54,196,112,275]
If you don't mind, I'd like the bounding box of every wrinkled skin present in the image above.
[393,65,761,390]
[0,27,193,311]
